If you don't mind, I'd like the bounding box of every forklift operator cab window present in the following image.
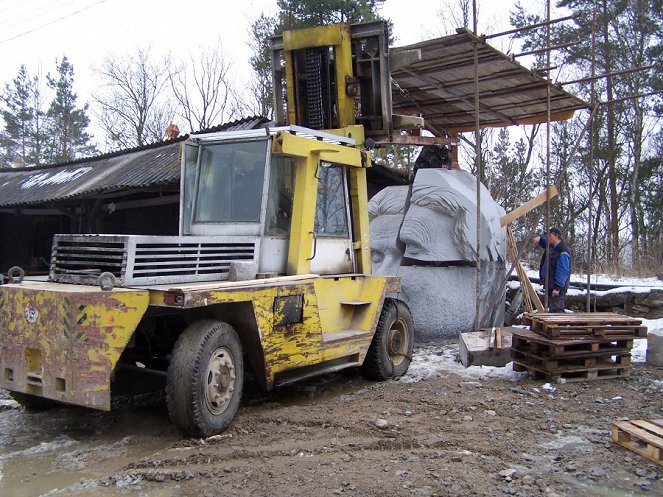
[314,163,349,237]
[265,160,349,238]
[193,140,267,224]
[265,155,295,236]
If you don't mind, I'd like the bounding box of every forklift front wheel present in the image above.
[361,299,414,381]
[166,320,244,437]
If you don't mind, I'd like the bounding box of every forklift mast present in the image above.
[271,22,393,138]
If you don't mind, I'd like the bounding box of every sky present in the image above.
[0,0,567,152]
[0,0,532,102]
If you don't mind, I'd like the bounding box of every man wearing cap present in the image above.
[533,227,571,312]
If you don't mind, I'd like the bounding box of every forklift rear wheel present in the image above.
[10,392,57,411]
[361,299,414,381]
[166,320,244,437]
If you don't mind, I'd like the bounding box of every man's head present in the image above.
[548,226,563,246]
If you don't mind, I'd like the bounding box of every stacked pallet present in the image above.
[511,312,646,382]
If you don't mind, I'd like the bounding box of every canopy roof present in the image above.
[390,29,589,135]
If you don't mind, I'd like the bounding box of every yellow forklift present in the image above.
[0,22,414,437]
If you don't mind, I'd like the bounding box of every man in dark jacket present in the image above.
[533,227,571,312]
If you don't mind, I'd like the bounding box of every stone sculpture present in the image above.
[369,169,507,341]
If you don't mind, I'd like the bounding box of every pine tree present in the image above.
[45,57,96,164]
[510,0,661,268]
[1,65,38,167]
[274,0,386,28]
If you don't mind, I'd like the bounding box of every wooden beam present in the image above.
[507,226,544,313]
[375,135,457,146]
[501,186,558,226]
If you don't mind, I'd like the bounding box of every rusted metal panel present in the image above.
[148,274,390,389]
[0,281,149,410]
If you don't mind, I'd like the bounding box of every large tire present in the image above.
[361,299,414,381]
[10,392,57,411]
[166,320,244,437]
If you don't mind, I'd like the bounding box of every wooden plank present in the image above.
[511,349,631,373]
[631,420,663,439]
[526,312,637,320]
[511,331,633,359]
[514,360,630,382]
[501,186,558,226]
[526,312,642,324]
[532,325,646,340]
[507,227,544,313]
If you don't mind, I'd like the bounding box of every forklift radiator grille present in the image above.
[50,234,258,286]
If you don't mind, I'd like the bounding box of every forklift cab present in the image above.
[180,127,370,276]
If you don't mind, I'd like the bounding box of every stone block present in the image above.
[647,328,663,366]
[228,261,257,281]
[459,328,514,367]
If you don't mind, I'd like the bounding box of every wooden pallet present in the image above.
[511,330,633,358]
[511,348,631,371]
[513,360,630,382]
[523,312,647,339]
[612,419,663,466]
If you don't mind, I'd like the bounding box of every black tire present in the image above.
[10,392,57,411]
[166,320,244,437]
[361,299,414,381]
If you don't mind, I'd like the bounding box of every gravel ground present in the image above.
[1,359,662,496]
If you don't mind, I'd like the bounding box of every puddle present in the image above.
[563,476,653,497]
[540,433,592,450]
[0,393,182,497]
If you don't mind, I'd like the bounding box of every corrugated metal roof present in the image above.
[391,30,589,134]
[0,116,269,208]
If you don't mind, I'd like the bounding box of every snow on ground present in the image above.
[405,275,663,384]
[403,343,526,384]
[523,267,663,288]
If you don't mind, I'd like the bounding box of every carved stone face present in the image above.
[369,213,404,276]
[403,169,506,263]
[367,170,507,341]
[368,185,409,276]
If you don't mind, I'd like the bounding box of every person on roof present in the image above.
[533,227,571,313]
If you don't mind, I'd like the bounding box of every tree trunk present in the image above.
[602,0,619,266]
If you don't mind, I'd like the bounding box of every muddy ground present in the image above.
[0,346,662,497]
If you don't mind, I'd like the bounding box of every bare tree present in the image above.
[435,0,477,36]
[170,40,237,132]
[93,48,173,150]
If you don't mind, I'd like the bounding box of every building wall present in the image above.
[0,203,179,277]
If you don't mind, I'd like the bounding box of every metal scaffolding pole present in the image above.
[587,5,597,311]
[484,14,578,39]
[473,0,482,331]
[544,0,552,312]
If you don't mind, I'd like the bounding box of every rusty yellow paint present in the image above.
[271,131,366,276]
[0,281,148,410]
[324,125,366,147]
[286,149,318,276]
[313,277,386,332]
[148,274,388,389]
[273,131,364,166]
[349,164,372,274]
